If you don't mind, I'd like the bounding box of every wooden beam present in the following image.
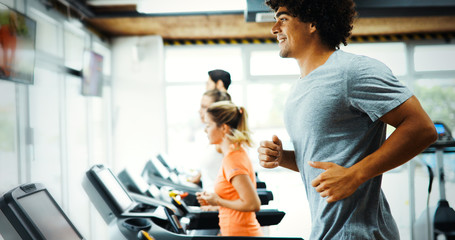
[87,14,455,39]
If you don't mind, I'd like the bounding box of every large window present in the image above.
[341,42,408,76]
[164,46,245,169]
[412,43,455,132]
[414,44,455,72]
[414,79,455,129]
[165,47,243,83]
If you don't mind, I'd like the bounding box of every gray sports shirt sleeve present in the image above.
[347,55,413,122]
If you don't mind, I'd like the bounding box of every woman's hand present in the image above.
[196,191,220,206]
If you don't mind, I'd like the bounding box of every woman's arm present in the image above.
[200,174,261,212]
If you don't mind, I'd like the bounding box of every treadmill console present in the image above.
[0,183,85,240]
[434,122,453,142]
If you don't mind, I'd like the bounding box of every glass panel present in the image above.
[250,50,300,76]
[91,86,111,240]
[0,80,18,193]
[414,78,455,132]
[165,47,242,83]
[246,83,290,128]
[64,28,85,70]
[414,44,455,71]
[0,0,14,7]
[28,67,62,202]
[65,75,90,237]
[166,85,205,169]
[341,42,407,76]
[90,89,110,165]
[246,83,293,156]
[28,8,61,57]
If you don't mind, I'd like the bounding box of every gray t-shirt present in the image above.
[284,50,412,240]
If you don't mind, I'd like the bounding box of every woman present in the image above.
[196,101,262,237]
[188,89,231,193]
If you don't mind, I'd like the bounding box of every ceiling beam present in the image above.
[87,14,455,39]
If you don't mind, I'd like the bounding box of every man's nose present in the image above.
[271,22,280,35]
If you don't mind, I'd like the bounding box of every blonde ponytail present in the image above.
[207,101,253,147]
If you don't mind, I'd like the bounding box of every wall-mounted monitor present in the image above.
[0,3,36,85]
[81,50,104,97]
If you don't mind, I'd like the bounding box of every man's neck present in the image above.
[296,45,335,78]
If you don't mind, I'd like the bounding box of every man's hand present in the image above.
[258,135,283,168]
[309,161,362,203]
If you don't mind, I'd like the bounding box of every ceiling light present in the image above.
[136,0,246,14]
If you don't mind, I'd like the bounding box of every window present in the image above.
[414,44,455,71]
[413,78,455,131]
[64,25,85,70]
[28,8,62,57]
[164,45,297,168]
[165,46,243,83]
[341,42,407,76]
[28,67,63,202]
[250,50,299,76]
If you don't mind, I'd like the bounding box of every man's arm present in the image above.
[311,96,437,203]
[258,135,299,172]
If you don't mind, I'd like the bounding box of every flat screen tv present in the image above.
[81,50,104,97]
[0,3,36,85]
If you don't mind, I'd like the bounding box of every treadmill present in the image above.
[0,183,85,240]
[414,122,455,240]
[143,154,274,206]
[83,164,303,240]
[118,167,287,229]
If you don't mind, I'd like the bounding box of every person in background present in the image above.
[206,69,231,92]
[197,101,262,237]
[257,0,437,239]
[188,90,231,194]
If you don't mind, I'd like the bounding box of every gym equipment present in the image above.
[0,183,85,240]
[142,154,274,206]
[83,164,302,239]
[414,122,455,240]
[118,167,286,229]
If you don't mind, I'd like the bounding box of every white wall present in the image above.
[0,1,113,239]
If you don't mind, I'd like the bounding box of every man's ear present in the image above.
[216,80,226,91]
[309,23,317,34]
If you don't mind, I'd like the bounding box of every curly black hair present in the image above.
[265,0,357,49]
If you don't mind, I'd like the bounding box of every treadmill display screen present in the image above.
[151,156,171,179]
[17,190,83,240]
[96,168,135,212]
[435,123,446,134]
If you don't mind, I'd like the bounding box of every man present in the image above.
[257,0,437,239]
[206,69,231,92]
